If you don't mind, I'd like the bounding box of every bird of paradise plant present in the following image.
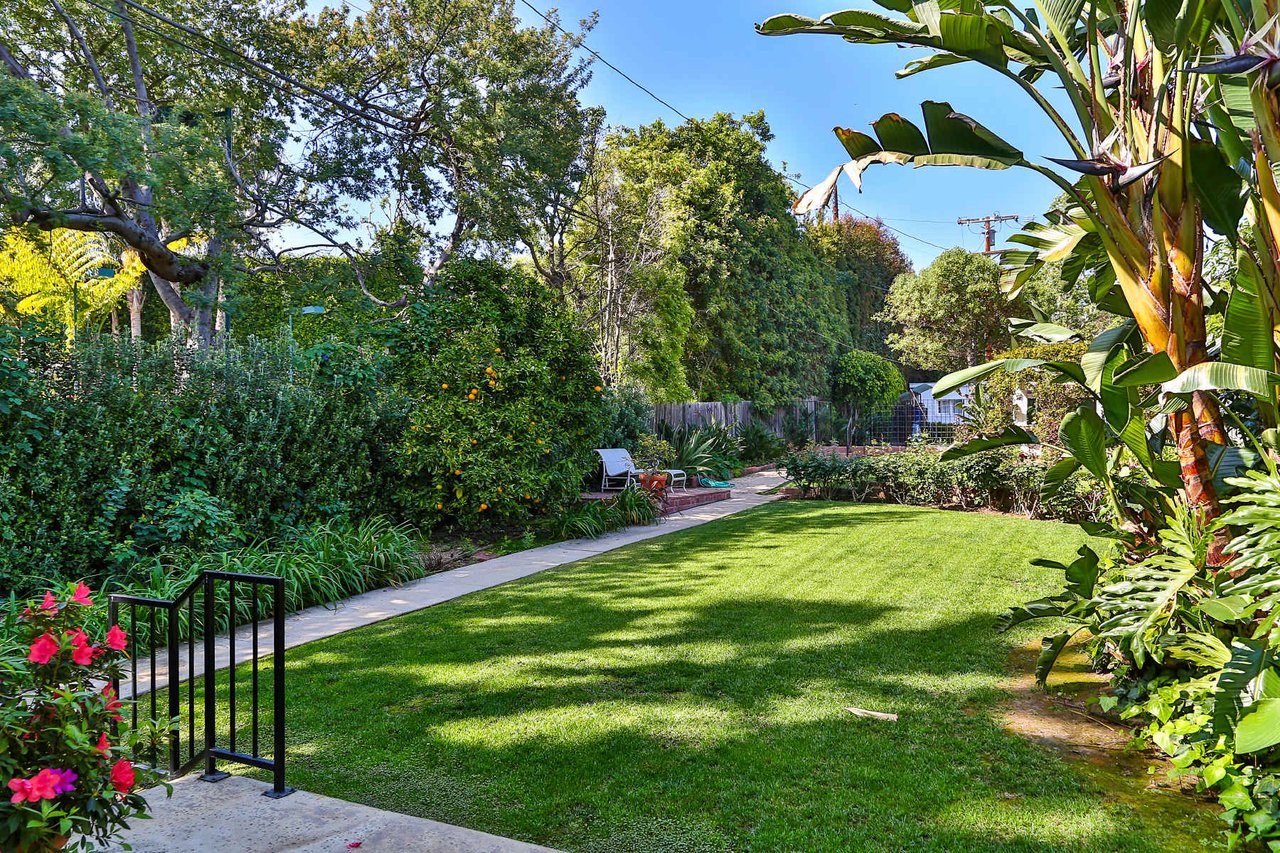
[759,0,1279,561]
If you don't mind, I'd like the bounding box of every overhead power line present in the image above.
[785,173,949,250]
[517,0,691,123]
[515,0,948,253]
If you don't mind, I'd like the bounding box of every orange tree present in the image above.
[392,260,606,529]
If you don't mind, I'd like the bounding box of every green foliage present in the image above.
[0,229,142,334]
[394,260,606,529]
[556,486,659,539]
[780,448,1102,521]
[659,423,744,480]
[600,113,851,406]
[93,517,421,648]
[632,434,675,471]
[738,419,785,465]
[879,248,1018,372]
[599,386,655,452]
[959,341,1089,449]
[830,349,905,444]
[806,216,910,353]
[0,328,399,593]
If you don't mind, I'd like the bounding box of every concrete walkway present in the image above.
[121,471,785,697]
[109,775,560,852]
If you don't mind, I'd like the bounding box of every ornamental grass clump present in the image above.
[1,582,167,852]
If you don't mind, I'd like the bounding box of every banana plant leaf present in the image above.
[940,424,1038,460]
[1059,406,1109,480]
[1163,362,1279,401]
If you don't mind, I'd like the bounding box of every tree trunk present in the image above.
[128,287,145,338]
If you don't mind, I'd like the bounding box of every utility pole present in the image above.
[957,213,1020,254]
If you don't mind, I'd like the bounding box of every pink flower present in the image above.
[7,778,32,804]
[27,633,59,665]
[102,685,123,722]
[109,760,135,794]
[67,629,95,666]
[97,732,111,754]
[6,769,71,804]
[70,582,93,607]
[106,624,129,652]
[40,591,58,611]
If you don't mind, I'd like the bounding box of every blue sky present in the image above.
[516,0,1074,268]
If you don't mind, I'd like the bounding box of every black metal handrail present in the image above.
[108,571,293,798]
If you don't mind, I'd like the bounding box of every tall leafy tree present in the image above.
[308,0,600,305]
[595,112,850,406]
[560,136,695,401]
[879,248,1016,371]
[0,0,353,345]
[806,215,910,353]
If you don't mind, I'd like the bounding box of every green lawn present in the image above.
[251,502,1215,852]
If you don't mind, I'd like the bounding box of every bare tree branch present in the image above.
[48,0,114,108]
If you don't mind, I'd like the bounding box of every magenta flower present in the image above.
[70,583,94,607]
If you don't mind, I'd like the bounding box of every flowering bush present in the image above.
[1,582,166,852]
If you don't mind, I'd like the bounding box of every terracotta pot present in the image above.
[638,472,668,494]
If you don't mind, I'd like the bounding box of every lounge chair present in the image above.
[595,448,688,492]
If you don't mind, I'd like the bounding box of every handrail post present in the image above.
[167,602,180,773]
[107,597,119,739]
[263,578,293,798]
[200,573,228,783]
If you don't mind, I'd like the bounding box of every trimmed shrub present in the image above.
[780,447,1102,522]
[0,329,398,593]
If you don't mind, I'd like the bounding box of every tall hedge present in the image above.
[0,260,609,594]
[0,329,399,593]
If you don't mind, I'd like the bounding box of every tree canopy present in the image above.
[878,248,1014,372]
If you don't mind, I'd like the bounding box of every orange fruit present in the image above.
[436,503,443,510]
[479,503,488,511]
[441,383,449,389]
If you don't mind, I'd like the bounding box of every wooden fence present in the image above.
[653,398,824,440]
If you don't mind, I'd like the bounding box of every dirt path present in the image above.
[1001,641,1224,850]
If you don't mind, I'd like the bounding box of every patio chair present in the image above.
[595,448,688,492]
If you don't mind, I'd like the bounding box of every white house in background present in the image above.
[905,382,971,431]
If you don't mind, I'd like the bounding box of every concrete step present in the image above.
[108,775,560,852]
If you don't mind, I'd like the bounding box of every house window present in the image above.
[936,399,962,423]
